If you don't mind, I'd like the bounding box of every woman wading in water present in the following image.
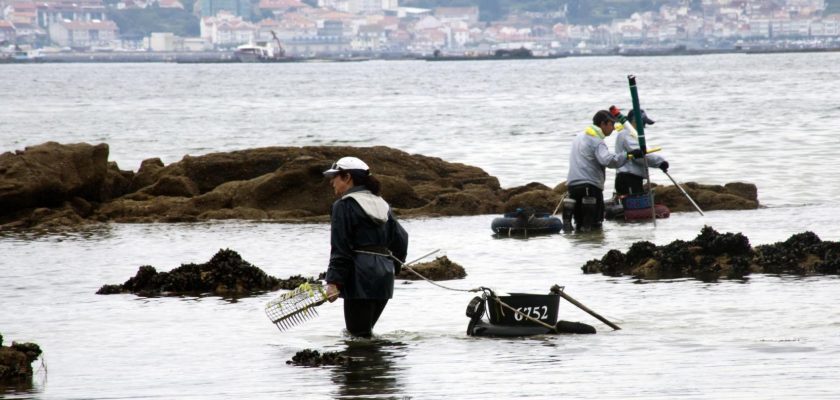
[323,157,409,337]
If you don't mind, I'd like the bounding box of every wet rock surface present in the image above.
[286,349,350,367]
[653,182,759,212]
[752,231,840,275]
[397,255,467,281]
[0,333,42,383]
[1,142,761,229]
[582,226,840,281]
[96,249,315,297]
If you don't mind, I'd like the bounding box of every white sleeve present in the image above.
[595,141,627,168]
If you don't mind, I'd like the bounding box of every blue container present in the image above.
[623,194,652,210]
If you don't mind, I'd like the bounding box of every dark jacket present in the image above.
[325,186,409,299]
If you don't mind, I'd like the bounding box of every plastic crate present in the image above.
[487,293,560,327]
[623,193,652,210]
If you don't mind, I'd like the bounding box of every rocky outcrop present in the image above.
[653,182,759,212]
[96,249,314,297]
[582,226,840,281]
[0,142,761,229]
[0,334,42,383]
[0,142,135,228]
[397,255,467,281]
[752,231,840,275]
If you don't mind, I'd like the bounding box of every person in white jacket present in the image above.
[565,110,643,231]
[612,108,669,197]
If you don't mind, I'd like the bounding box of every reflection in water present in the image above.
[0,223,115,242]
[563,230,606,244]
[331,339,407,399]
[0,376,39,398]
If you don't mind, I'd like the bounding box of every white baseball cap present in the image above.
[323,156,370,177]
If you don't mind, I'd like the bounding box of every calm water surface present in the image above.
[2,54,840,399]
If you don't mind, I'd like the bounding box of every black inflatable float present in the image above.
[491,208,562,236]
[465,290,596,337]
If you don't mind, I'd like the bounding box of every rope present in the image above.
[354,248,480,293]
[356,248,557,332]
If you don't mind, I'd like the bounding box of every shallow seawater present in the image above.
[3,203,840,399]
[3,53,840,398]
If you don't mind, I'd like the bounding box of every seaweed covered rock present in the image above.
[286,349,349,367]
[582,226,754,281]
[96,249,315,296]
[396,255,466,281]
[752,231,840,275]
[583,227,840,281]
[0,335,42,383]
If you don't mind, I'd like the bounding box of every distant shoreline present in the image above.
[2,46,840,64]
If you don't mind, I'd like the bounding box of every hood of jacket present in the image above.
[342,188,390,224]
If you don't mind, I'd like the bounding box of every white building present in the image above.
[0,20,15,43]
[200,12,256,47]
[811,18,840,36]
[346,0,395,14]
[182,37,211,51]
[48,19,117,48]
[150,32,176,51]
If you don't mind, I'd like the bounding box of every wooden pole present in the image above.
[663,170,705,216]
[557,290,621,330]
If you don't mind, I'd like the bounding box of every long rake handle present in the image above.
[556,290,621,331]
[663,170,704,216]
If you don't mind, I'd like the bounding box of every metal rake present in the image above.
[264,282,328,331]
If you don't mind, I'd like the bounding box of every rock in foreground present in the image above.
[0,333,43,383]
[286,349,349,367]
[96,249,314,297]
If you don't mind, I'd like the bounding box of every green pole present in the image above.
[627,75,657,225]
[628,75,647,153]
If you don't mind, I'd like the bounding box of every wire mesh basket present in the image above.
[265,282,328,331]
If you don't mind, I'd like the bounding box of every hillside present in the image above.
[108,6,200,39]
[826,0,840,15]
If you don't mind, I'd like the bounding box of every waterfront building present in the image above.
[48,19,117,48]
[200,11,256,47]
[284,35,351,56]
[36,0,106,31]
[0,20,15,43]
[150,32,176,51]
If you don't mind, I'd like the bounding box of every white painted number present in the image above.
[514,306,549,321]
